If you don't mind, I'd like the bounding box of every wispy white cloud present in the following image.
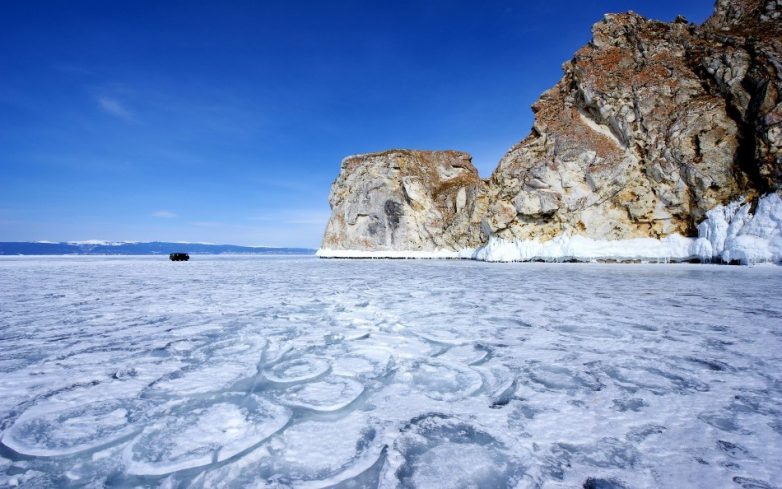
[97,96,133,121]
[151,210,177,218]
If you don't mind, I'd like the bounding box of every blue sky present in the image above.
[0,1,714,247]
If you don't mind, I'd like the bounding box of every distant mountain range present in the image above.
[0,241,315,255]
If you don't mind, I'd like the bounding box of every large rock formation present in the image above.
[486,0,781,243]
[320,150,487,252]
[320,0,781,257]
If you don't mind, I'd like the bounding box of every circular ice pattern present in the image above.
[395,415,528,489]
[192,336,267,363]
[276,376,364,412]
[2,398,146,457]
[263,356,330,383]
[124,393,290,476]
[143,360,259,397]
[331,347,392,379]
[399,361,483,401]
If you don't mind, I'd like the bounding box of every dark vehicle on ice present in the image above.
[169,252,190,261]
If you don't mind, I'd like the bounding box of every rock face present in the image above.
[320,0,781,254]
[486,0,781,243]
[320,150,487,252]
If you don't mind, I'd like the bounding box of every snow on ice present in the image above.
[0,255,780,488]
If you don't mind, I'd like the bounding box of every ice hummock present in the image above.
[697,193,782,264]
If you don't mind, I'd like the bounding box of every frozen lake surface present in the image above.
[0,256,781,488]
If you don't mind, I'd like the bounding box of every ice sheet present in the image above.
[0,255,780,488]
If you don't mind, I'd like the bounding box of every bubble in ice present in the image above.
[263,356,330,383]
[1,398,147,457]
[276,375,364,412]
[123,393,290,476]
[398,361,483,401]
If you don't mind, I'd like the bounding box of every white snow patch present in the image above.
[698,193,782,264]
[471,233,700,263]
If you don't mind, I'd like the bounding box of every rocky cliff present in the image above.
[319,0,781,260]
[486,0,781,243]
[320,150,487,252]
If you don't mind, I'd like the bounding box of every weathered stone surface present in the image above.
[487,0,781,244]
[321,150,488,251]
[320,0,781,253]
